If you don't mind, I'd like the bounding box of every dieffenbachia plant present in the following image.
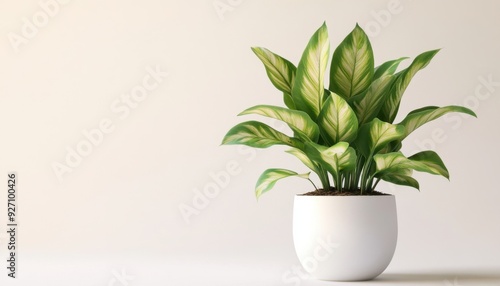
[222,23,476,198]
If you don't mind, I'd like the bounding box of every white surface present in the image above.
[0,255,499,285]
[0,0,499,285]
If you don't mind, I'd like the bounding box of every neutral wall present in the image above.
[0,0,498,285]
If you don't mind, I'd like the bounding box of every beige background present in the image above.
[0,0,499,285]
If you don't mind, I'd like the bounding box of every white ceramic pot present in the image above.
[292,194,398,281]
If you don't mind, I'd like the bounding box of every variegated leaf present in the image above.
[408,150,449,179]
[373,57,408,80]
[283,93,296,109]
[255,168,310,199]
[286,148,320,174]
[329,24,374,99]
[239,105,319,142]
[374,151,448,179]
[351,75,395,125]
[356,118,405,158]
[398,105,476,139]
[317,92,358,145]
[374,152,416,176]
[378,168,420,190]
[251,47,297,95]
[378,49,440,123]
[304,142,357,179]
[221,121,300,148]
[291,23,330,120]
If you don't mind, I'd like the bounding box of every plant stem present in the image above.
[350,169,357,192]
[318,166,330,191]
[308,178,319,191]
[337,173,342,192]
[372,177,382,191]
[360,155,373,195]
[345,172,351,191]
[331,172,338,192]
[354,156,365,191]
[367,176,376,191]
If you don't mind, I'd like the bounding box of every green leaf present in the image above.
[374,151,448,179]
[292,23,330,120]
[255,168,310,199]
[351,75,395,125]
[378,49,440,123]
[373,57,408,80]
[408,150,449,179]
[378,168,420,190]
[286,148,321,174]
[329,24,374,99]
[239,105,320,142]
[304,142,357,179]
[322,88,331,103]
[221,121,300,148]
[398,105,477,139]
[374,152,409,176]
[317,92,358,145]
[251,47,297,95]
[384,140,403,153]
[356,118,405,158]
[283,93,296,109]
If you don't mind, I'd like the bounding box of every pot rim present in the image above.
[294,193,395,197]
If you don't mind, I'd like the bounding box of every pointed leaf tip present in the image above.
[291,23,330,120]
[329,23,374,99]
[255,168,310,199]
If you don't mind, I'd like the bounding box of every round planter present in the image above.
[292,194,398,281]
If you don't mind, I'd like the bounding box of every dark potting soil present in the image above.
[301,187,390,196]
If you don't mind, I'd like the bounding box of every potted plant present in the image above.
[221,22,476,281]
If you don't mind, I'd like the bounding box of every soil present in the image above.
[300,187,389,196]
